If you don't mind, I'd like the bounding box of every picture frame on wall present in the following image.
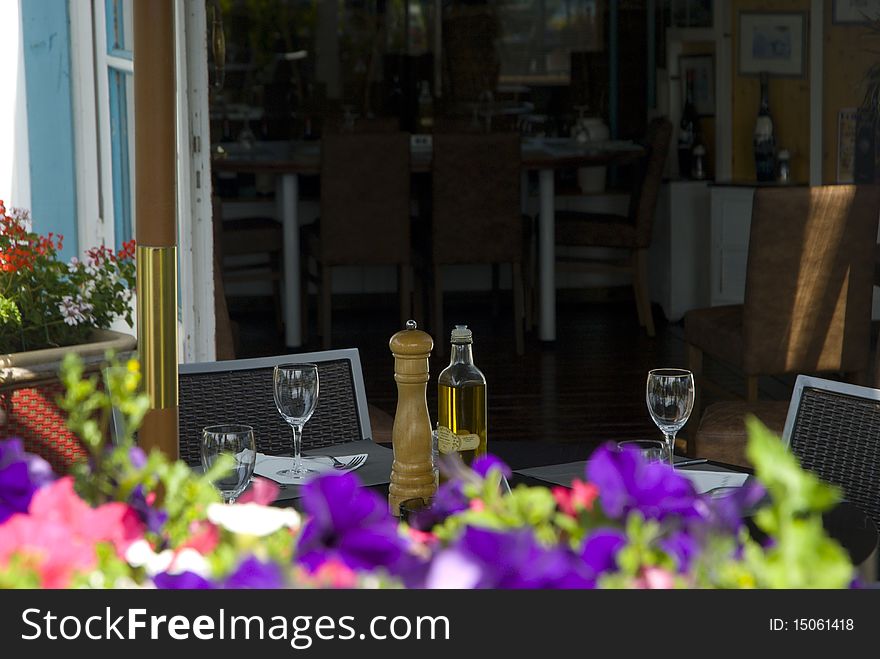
[738,12,806,77]
[833,0,880,24]
[679,54,715,117]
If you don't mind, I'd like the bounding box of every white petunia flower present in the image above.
[207,502,301,537]
[125,539,210,577]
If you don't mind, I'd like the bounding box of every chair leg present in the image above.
[746,375,759,403]
[631,253,646,328]
[687,343,703,457]
[399,264,413,327]
[433,264,445,357]
[269,254,283,336]
[635,249,655,337]
[321,265,332,350]
[512,261,525,356]
[412,264,425,328]
[491,264,501,318]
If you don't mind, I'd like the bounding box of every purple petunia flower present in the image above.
[128,484,168,535]
[296,472,410,574]
[406,480,469,531]
[224,556,284,589]
[153,571,215,589]
[471,454,512,479]
[425,526,594,589]
[581,528,627,575]
[702,481,766,534]
[587,443,701,522]
[659,529,699,573]
[128,446,147,470]
[0,438,54,523]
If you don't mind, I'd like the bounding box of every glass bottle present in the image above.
[437,325,487,469]
[754,72,776,182]
[678,69,698,179]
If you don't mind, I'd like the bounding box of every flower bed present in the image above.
[0,356,857,589]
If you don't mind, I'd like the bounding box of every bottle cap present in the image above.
[778,149,790,160]
[450,324,473,343]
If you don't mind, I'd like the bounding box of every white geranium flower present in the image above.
[207,502,301,537]
[58,295,93,326]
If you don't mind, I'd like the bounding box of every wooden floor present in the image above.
[231,292,797,454]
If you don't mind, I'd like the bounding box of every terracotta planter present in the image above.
[0,329,137,473]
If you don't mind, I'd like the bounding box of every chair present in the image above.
[430,132,526,355]
[304,132,413,348]
[177,349,386,467]
[213,199,284,336]
[780,374,880,533]
[688,184,880,457]
[553,117,673,337]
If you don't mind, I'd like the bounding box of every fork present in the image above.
[329,454,366,470]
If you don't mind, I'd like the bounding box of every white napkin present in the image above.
[678,469,749,494]
[254,453,367,486]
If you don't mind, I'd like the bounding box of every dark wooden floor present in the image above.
[230,292,797,454]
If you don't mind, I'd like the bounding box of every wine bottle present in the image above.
[678,70,699,179]
[437,325,487,471]
[754,72,776,182]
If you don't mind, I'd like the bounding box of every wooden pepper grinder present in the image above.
[388,320,437,516]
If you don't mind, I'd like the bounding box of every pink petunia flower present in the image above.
[0,477,144,587]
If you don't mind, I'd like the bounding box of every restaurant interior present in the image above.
[207,0,880,471]
[3,0,880,592]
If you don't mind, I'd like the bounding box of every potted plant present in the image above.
[0,200,137,472]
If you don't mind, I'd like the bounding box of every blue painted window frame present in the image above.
[105,0,134,250]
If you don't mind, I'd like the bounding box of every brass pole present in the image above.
[134,1,179,459]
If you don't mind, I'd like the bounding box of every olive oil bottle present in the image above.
[437,325,487,467]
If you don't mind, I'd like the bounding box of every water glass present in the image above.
[646,368,695,465]
[201,424,256,503]
[273,363,320,479]
[617,439,671,464]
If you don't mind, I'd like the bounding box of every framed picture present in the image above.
[833,0,880,24]
[679,54,715,116]
[837,108,858,182]
[738,12,806,77]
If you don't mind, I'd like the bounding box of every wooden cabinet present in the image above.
[648,179,711,321]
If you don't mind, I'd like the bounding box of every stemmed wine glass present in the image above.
[201,424,256,504]
[646,368,695,465]
[273,363,319,479]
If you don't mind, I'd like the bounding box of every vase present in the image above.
[0,329,137,473]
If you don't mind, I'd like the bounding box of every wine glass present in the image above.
[617,439,671,464]
[201,424,256,503]
[273,363,319,479]
[646,368,695,465]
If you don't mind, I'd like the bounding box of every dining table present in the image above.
[213,136,645,348]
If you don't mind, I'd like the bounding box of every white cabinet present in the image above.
[648,180,711,321]
[709,185,754,307]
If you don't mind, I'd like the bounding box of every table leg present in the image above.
[538,168,556,342]
[278,173,301,348]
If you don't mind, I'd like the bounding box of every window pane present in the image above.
[496,0,604,83]
[108,68,133,248]
[106,0,133,55]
